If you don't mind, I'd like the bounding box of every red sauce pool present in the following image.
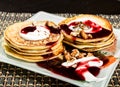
[36,58,105,80]
[36,61,82,80]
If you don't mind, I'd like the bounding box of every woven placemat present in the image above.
[0,12,120,87]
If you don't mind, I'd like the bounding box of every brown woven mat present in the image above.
[0,12,120,87]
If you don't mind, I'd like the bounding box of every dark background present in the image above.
[0,0,120,14]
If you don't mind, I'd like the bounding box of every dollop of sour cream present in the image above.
[68,19,102,33]
[20,26,50,40]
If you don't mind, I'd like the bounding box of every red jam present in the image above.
[75,66,100,80]
[41,53,54,59]
[21,26,36,34]
[74,58,101,80]
[21,24,60,35]
[60,20,111,39]
[60,24,72,35]
[36,54,116,81]
[88,67,100,76]
[36,57,102,80]
[46,41,57,46]
[83,20,102,33]
[68,22,80,27]
[36,61,81,80]
[45,24,60,34]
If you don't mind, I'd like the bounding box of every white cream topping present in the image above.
[68,19,92,33]
[69,25,94,34]
[67,18,102,33]
[20,26,50,40]
[62,56,103,68]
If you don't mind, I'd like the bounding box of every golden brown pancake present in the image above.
[4,21,61,50]
[3,44,63,62]
[3,21,64,62]
[3,42,63,56]
[59,14,116,52]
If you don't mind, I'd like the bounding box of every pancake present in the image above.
[3,42,63,56]
[63,33,115,48]
[59,14,112,31]
[4,42,63,62]
[3,44,63,62]
[4,32,63,54]
[4,21,61,50]
[3,21,64,62]
[59,14,116,52]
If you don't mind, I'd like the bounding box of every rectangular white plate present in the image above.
[0,11,120,87]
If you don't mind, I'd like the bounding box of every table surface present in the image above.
[1,0,120,14]
[0,11,120,87]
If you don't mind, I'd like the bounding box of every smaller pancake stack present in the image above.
[59,14,116,52]
[3,21,64,62]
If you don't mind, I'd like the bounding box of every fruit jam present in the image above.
[60,20,112,39]
[45,23,60,34]
[21,26,36,34]
[36,57,110,80]
[21,25,60,34]
[36,60,83,80]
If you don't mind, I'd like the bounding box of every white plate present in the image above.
[0,11,120,87]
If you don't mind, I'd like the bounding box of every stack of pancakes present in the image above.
[59,14,116,52]
[3,21,64,62]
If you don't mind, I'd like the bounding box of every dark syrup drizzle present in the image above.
[41,53,54,59]
[45,23,61,34]
[36,60,81,80]
[46,41,57,46]
[60,24,72,35]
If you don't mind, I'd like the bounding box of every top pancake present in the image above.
[59,14,112,31]
[4,21,62,50]
[3,21,64,62]
[59,14,115,52]
[59,14,113,42]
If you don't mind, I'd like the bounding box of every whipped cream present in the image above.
[62,56,103,68]
[68,19,102,33]
[62,56,105,82]
[20,26,50,40]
